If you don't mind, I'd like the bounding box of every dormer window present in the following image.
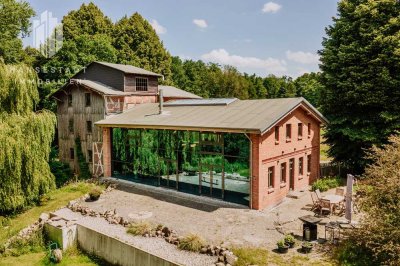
[136,77,148,91]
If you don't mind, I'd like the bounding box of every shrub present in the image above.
[88,188,102,201]
[276,240,287,249]
[311,176,342,192]
[284,234,295,245]
[49,147,73,188]
[127,221,153,236]
[178,233,205,252]
[333,135,400,266]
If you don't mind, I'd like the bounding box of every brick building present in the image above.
[96,97,327,210]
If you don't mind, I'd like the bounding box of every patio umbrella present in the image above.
[345,174,354,221]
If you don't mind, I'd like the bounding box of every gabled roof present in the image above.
[95,97,328,134]
[72,79,133,96]
[159,85,202,99]
[95,61,163,77]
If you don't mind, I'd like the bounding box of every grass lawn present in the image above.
[0,246,99,266]
[233,247,335,266]
[0,182,102,246]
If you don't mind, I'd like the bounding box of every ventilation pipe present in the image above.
[159,88,164,114]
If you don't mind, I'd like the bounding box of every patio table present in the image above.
[322,194,344,214]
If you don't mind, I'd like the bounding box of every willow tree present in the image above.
[0,61,56,213]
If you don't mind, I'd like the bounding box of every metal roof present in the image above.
[95,62,163,77]
[159,86,202,99]
[164,98,236,106]
[95,97,328,134]
[72,79,133,96]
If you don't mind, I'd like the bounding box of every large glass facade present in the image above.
[111,129,250,206]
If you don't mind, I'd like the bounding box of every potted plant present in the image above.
[89,188,102,201]
[301,242,313,253]
[284,234,296,248]
[277,240,289,253]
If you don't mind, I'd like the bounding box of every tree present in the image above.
[319,0,400,172]
[113,13,172,80]
[0,0,35,64]
[0,61,56,213]
[62,2,113,41]
[294,72,323,108]
[336,135,400,266]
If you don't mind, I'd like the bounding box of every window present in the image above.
[307,154,311,173]
[274,126,279,143]
[70,148,74,160]
[307,123,311,137]
[299,157,304,175]
[286,124,292,141]
[68,94,72,107]
[268,167,275,188]
[88,150,92,163]
[86,121,92,133]
[136,77,148,91]
[298,123,303,139]
[280,163,287,183]
[85,93,91,107]
[69,118,74,133]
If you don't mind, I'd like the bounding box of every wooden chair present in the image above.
[335,188,345,196]
[319,199,331,216]
[310,192,320,211]
[315,189,323,200]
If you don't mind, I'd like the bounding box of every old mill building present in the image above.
[53,61,327,210]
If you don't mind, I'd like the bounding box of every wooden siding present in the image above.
[57,84,105,172]
[75,63,125,91]
[124,74,158,93]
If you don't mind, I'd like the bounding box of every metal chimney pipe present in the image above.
[159,88,164,114]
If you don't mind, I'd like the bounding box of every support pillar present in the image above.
[102,127,112,177]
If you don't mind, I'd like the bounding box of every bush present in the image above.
[284,234,295,245]
[88,188,102,201]
[311,176,342,192]
[127,221,153,236]
[49,147,73,188]
[333,135,400,266]
[177,233,205,252]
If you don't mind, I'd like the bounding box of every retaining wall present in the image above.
[77,225,181,266]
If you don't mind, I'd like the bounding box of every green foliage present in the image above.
[62,2,113,41]
[311,176,343,192]
[276,240,287,248]
[335,135,400,266]
[49,147,73,188]
[293,72,323,108]
[75,138,91,180]
[126,221,153,236]
[113,13,172,80]
[88,188,101,201]
[319,0,400,173]
[284,234,295,245]
[177,233,205,252]
[0,0,35,64]
[0,62,56,214]
[4,229,45,257]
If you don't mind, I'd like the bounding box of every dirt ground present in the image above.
[80,178,356,251]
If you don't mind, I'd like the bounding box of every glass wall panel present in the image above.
[111,128,250,206]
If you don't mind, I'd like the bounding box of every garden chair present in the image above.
[319,199,331,216]
[310,192,321,211]
[335,188,345,196]
[315,189,323,200]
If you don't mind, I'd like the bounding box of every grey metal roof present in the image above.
[164,98,236,106]
[95,97,328,134]
[72,79,133,96]
[159,86,202,99]
[95,62,163,77]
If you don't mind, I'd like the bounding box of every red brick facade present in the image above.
[251,107,320,210]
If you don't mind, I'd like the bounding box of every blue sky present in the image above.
[25,0,339,78]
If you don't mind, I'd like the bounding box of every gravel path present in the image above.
[54,208,216,266]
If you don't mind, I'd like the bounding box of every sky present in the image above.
[24,0,339,78]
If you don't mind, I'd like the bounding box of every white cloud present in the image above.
[201,49,287,75]
[193,19,208,29]
[150,19,166,34]
[262,2,282,14]
[286,50,320,64]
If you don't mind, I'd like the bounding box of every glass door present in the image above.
[199,163,223,199]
